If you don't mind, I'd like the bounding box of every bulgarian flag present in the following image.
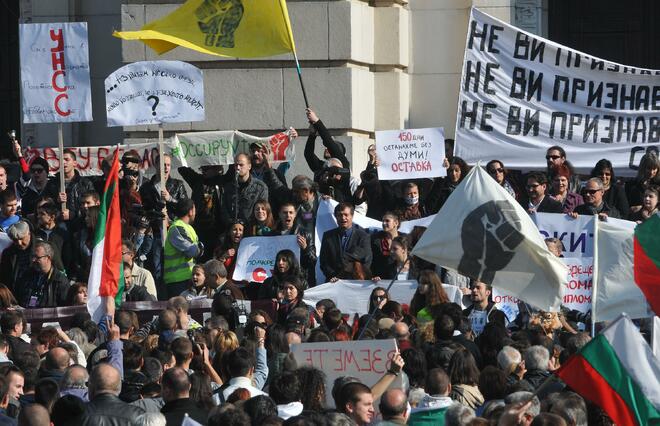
[556,314,660,426]
[87,149,124,322]
[634,212,660,315]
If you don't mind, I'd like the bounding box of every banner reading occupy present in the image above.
[455,8,660,175]
[23,129,295,176]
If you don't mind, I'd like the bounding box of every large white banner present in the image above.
[291,339,402,408]
[24,130,294,176]
[232,235,299,282]
[534,213,594,258]
[455,8,660,176]
[19,22,93,123]
[375,128,446,180]
[105,61,204,126]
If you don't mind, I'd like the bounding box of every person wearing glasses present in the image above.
[570,178,621,220]
[16,156,51,217]
[485,160,519,200]
[16,241,70,308]
[519,172,563,214]
[545,146,581,194]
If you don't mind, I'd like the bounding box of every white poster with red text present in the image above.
[19,22,92,123]
[375,127,446,180]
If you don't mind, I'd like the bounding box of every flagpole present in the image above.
[57,123,66,213]
[293,51,309,109]
[591,216,599,337]
[158,123,167,248]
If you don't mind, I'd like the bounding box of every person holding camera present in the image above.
[163,199,204,298]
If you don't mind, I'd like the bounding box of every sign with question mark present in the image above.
[104,60,204,127]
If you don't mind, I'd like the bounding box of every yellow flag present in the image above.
[114,0,296,58]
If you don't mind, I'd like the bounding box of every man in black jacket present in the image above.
[320,203,372,282]
[0,312,31,362]
[304,108,349,173]
[572,177,621,220]
[45,149,95,221]
[519,172,563,214]
[82,363,145,426]
[160,367,207,425]
[16,241,69,308]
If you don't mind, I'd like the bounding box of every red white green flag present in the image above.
[87,149,124,322]
[634,212,660,315]
[556,314,660,426]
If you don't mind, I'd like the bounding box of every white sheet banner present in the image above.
[19,22,93,123]
[24,130,294,176]
[232,235,299,282]
[376,128,446,180]
[105,60,204,126]
[291,339,402,408]
[455,8,660,176]
[314,199,435,283]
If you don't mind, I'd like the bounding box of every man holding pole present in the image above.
[46,149,94,221]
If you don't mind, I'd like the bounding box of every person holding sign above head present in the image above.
[163,199,204,299]
[570,177,621,220]
[319,202,372,282]
[45,148,95,222]
[519,172,563,215]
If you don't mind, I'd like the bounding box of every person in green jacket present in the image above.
[164,199,204,298]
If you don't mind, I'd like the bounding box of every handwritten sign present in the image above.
[105,60,204,126]
[19,22,93,123]
[232,235,299,282]
[375,128,446,180]
[291,339,401,408]
[562,257,593,313]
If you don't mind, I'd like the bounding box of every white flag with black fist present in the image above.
[412,165,566,311]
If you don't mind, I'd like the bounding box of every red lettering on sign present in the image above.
[49,27,69,117]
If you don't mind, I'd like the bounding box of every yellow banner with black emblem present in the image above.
[114,0,296,58]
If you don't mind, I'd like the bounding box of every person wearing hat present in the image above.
[549,164,584,214]
[163,199,204,298]
[16,156,51,217]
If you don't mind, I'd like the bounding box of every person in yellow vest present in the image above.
[164,199,204,298]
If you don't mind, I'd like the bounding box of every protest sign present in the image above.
[562,257,593,313]
[398,214,436,234]
[24,130,294,176]
[105,61,204,126]
[19,22,92,123]
[454,8,660,176]
[233,235,299,282]
[534,213,594,257]
[492,287,521,324]
[291,339,402,407]
[376,128,446,180]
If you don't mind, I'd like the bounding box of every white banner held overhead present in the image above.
[376,128,446,180]
[105,60,204,126]
[24,130,294,176]
[232,235,299,283]
[19,22,93,123]
[454,8,660,176]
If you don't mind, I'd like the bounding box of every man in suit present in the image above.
[520,172,563,214]
[320,202,372,282]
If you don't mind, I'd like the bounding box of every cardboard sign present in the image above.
[105,60,204,126]
[375,128,446,180]
[291,339,402,408]
[454,8,660,176]
[232,235,299,282]
[19,22,93,123]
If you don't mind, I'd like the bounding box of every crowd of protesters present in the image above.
[0,106,655,425]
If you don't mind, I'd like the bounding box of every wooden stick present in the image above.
[57,123,66,213]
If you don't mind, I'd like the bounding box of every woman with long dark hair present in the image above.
[214,219,245,279]
[257,249,305,300]
[372,236,416,281]
[626,152,660,213]
[426,157,470,213]
[448,348,484,410]
[275,276,311,325]
[486,159,519,200]
[409,270,450,322]
[246,199,276,236]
